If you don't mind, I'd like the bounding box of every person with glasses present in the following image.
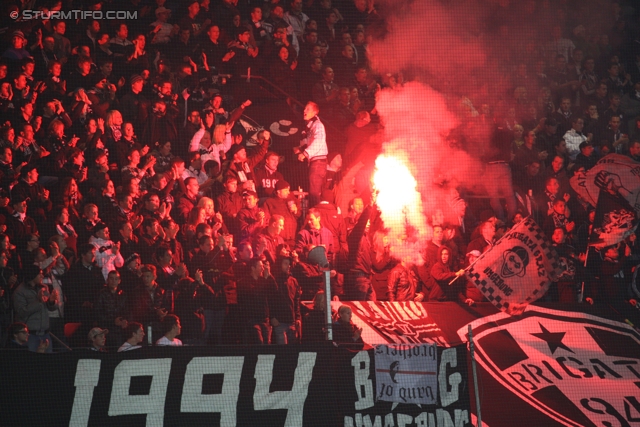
[5,322,47,351]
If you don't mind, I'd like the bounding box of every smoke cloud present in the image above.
[366,0,614,259]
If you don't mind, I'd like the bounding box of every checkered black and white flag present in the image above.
[465,217,564,311]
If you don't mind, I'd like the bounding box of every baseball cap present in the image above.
[88,327,109,339]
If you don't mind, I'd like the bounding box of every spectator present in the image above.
[332,305,363,348]
[387,259,424,302]
[254,150,284,199]
[295,208,334,256]
[563,116,589,161]
[89,222,124,280]
[118,321,145,351]
[263,180,300,247]
[12,265,53,352]
[294,102,328,206]
[88,327,108,351]
[236,257,273,344]
[128,264,169,342]
[2,31,32,65]
[94,270,128,347]
[301,290,328,343]
[268,255,301,344]
[237,190,267,242]
[4,322,44,352]
[573,141,598,172]
[63,244,103,329]
[156,314,183,346]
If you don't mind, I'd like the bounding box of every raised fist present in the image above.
[595,170,631,198]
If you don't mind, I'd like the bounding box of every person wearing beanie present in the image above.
[119,73,149,123]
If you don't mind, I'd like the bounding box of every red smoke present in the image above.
[373,82,483,259]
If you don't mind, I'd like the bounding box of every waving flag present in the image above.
[465,217,564,312]
[570,153,640,211]
[589,183,638,249]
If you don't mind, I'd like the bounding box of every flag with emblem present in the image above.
[458,306,640,427]
[465,217,564,312]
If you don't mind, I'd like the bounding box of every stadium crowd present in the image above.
[1,0,640,351]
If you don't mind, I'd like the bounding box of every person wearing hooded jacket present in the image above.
[12,264,55,352]
[429,246,465,302]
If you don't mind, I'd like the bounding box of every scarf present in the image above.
[56,222,77,238]
[111,125,122,142]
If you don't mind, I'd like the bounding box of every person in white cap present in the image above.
[88,327,108,352]
[150,7,173,45]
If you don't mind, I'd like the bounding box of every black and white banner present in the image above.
[0,344,470,427]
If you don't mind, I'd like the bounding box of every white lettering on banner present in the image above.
[438,348,461,408]
[384,413,395,426]
[180,356,244,426]
[458,306,640,427]
[253,352,317,426]
[345,411,469,427]
[414,412,436,427]
[69,359,101,427]
[398,413,413,426]
[352,351,374,410]
[108,359,172,426]
[354,413,383,427]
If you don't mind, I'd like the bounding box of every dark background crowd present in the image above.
[0,0,639,351]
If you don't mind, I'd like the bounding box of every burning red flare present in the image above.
[373,154,429,265]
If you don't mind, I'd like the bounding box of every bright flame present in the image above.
[373,155,418,212]
[373,154,429,265]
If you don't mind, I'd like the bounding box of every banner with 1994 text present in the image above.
[0,343,470,427]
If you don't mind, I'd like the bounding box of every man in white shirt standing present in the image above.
[156,314,183,346]
[562,117,590,162]
[295,102,328,207]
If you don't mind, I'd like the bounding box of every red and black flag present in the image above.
[589,172,639,249]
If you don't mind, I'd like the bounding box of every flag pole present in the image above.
[578,246,590,303]
[468,325,482,427]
